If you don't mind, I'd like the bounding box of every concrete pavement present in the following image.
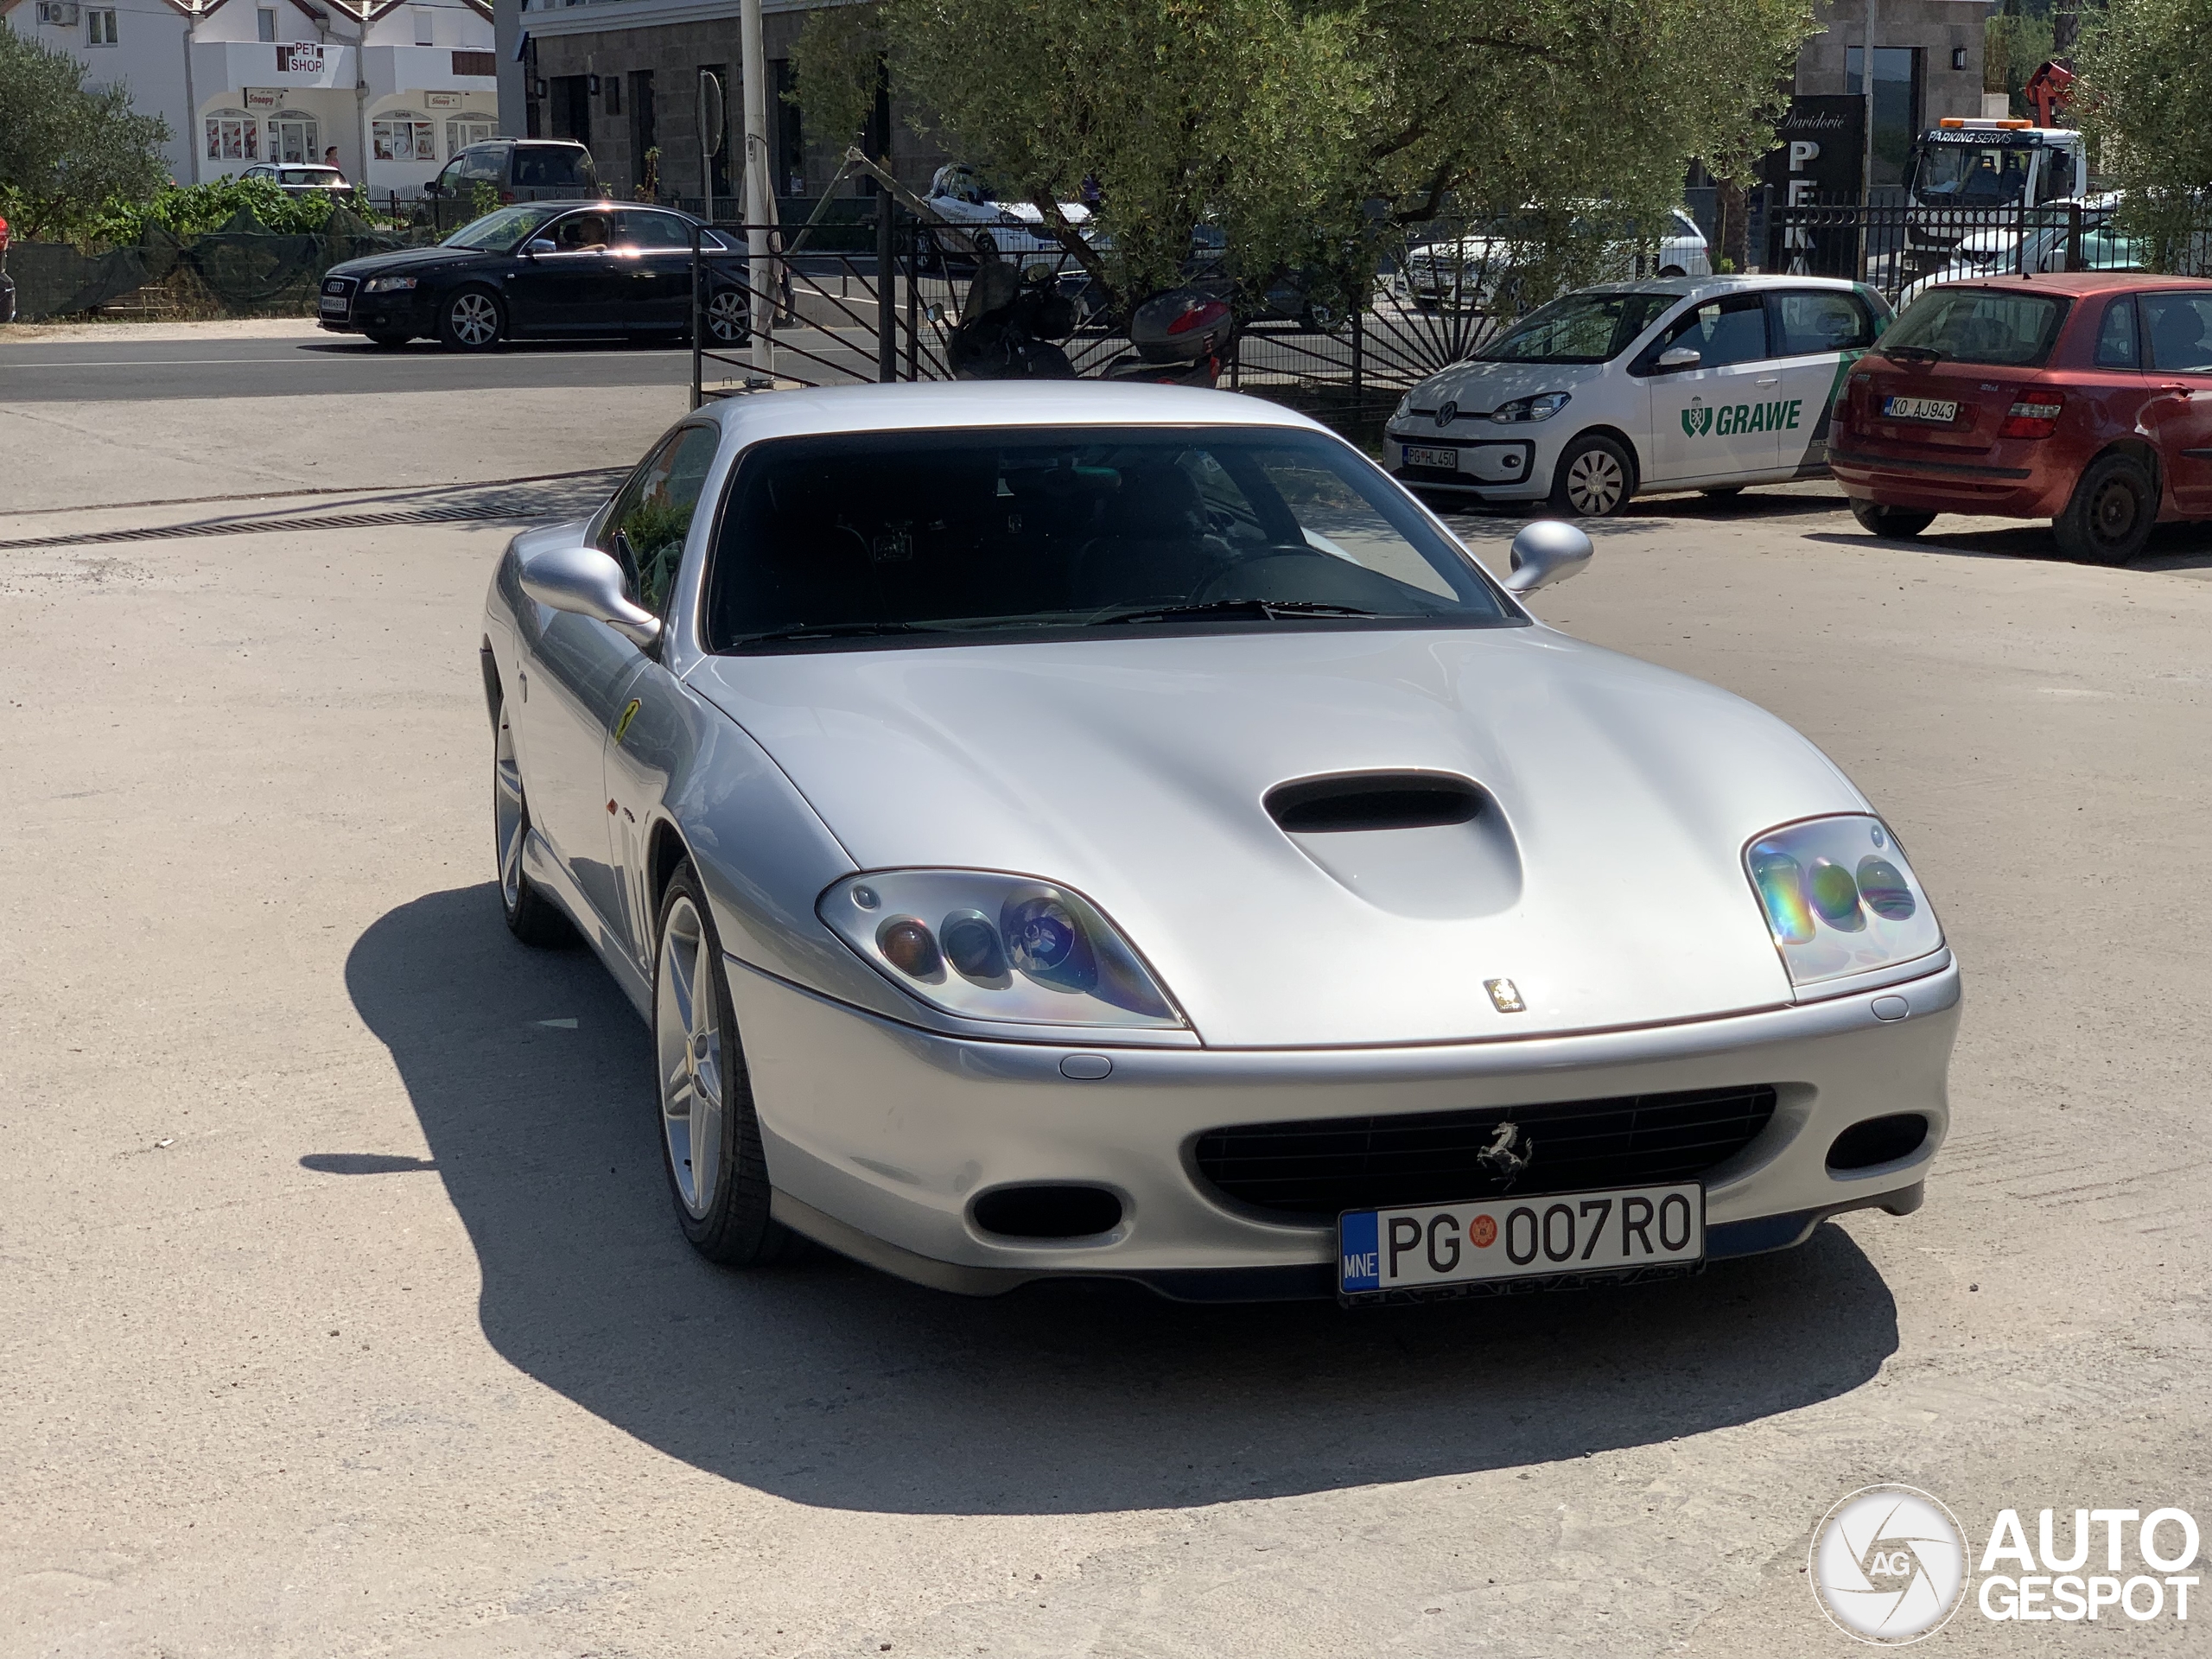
[2,373,2209,1657]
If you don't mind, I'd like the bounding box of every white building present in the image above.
[3,0,501,199]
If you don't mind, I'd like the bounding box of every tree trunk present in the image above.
[2053,0,2081,58]
[1718,177,1749,274]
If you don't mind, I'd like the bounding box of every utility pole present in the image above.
[741,0,772,377]
[1861,0,1878,203]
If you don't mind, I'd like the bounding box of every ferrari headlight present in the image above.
[363,275,418,293]
[819,870,1185,1028]
[1491,391,1571,423]
[1744,816,1943,988]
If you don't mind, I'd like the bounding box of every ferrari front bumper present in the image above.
[731,955,1961,1300]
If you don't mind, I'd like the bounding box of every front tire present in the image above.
[654,862,796,1266]
[439,285,505,353]
[703,287,751,346]
[1848,499,1937,539]
[493,702,575,947]
[2051,451,2156,565]
[1548,432,1637,518]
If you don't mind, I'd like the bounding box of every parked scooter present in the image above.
[946,257,1078,379]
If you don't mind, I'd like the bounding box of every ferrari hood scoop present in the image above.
[1265,772,1521,919]
[1264,772,1480,833]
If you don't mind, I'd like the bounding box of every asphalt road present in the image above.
[3,373,2210,1656]
[0,332,704,401]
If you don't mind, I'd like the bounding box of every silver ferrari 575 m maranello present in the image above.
[481,382,1958,1303]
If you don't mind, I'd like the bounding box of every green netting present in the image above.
[7,209,418,321]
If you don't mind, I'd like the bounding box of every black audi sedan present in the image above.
[317,201,753,352]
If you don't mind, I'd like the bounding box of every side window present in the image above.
[1650,294,1767,369]
[459,147,503,183]
[2040,149,2078,205]
[2140,292,2212,374]
[609,210,690,251]
[1770,289,1875,356]
[600,427,722,617]
[2094,297,2140,369]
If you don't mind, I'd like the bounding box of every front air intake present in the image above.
[1265,772,1483,834]
[971,1185,1124,1240]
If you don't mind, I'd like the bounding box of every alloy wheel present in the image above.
[656,894,724,1219]
[448,291,499,347]
[707,290,747,343]
[1566,449,1625,515]
[493,712,524,912]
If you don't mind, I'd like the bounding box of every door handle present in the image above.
[1756,377,1780,387]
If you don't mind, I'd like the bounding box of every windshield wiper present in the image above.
[735,621,926,645]
[1088,599,1388,626]
[1885,344,1946,364]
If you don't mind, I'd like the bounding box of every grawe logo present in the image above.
[1678,397,1804,438]
[1809,1485,1970,1644]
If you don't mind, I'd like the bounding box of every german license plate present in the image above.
[1338,1182,1703,1300]
[1402,444,1458,470]
[1881,395,1957,423]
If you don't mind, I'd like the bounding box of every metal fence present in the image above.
[686,210,1703,410]
[1764,200,2168,306]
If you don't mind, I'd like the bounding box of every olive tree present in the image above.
[2076,0,2212,264]
[0,26,172,242]
[796,0,1814,312]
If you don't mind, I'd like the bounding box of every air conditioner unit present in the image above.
[37,3,82,25]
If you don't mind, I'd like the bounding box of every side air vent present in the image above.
[1265,772,1483,834]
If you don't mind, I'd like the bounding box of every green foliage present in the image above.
[791,3,888,153]
[2079,0,2212,262]
[0,24,172,241]
[798,0,1814,313]
[1985,10,2056,104]
[471,179,503,219]
[86,176,341,243]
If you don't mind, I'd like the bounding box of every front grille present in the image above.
[1192,1084,1778,1221]
[320,275,357,320]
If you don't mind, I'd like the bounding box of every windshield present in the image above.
[1912,143,2037,207]
[704,428,1518,652]
[442,204,565,252]
[1476,290,1675,364]
[1882,286,2068,365]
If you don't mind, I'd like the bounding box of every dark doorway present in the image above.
[630,70,657,196]
[773,58,803,198]
[550,74,592,149]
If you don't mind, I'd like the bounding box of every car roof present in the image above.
[1596,274,1865,300]
[1909,271,2208,295]
[702,382,1331,448]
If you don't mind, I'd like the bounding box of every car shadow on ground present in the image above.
[337,885,1903,1516]
[298,336,691,357]
[1803,519,2212,571]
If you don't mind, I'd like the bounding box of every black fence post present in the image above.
[2067,200,2082,273]
[690,220,704,410]
[876,187,896,383]
[1350,305,1364,398]
[905,216,920,381]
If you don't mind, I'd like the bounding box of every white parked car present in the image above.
[1397,209,1711,312]
[925,163,1094,260]
[1897,211,2143,308]
[1384,275,1893,516]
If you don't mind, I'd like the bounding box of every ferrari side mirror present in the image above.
[1503,520,1593,594]
[520,543,663,649]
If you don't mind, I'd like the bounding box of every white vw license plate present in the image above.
[1881,395,1958,423]
[1338,1182,1703,1300]
[1402,443,1459,470]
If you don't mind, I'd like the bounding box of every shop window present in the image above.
[372,112,437,162]
[445,117,495,155]
[206,111,259,162]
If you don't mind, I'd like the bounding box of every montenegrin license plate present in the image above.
[1338,1182,1703,1300]
[1881,395,1958,423]
[318,295,348,314]
[1402,444,1459,470]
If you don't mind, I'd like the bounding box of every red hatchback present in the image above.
[1830,272,2212,563]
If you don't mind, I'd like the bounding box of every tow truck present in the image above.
[1902,65,2091,276]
